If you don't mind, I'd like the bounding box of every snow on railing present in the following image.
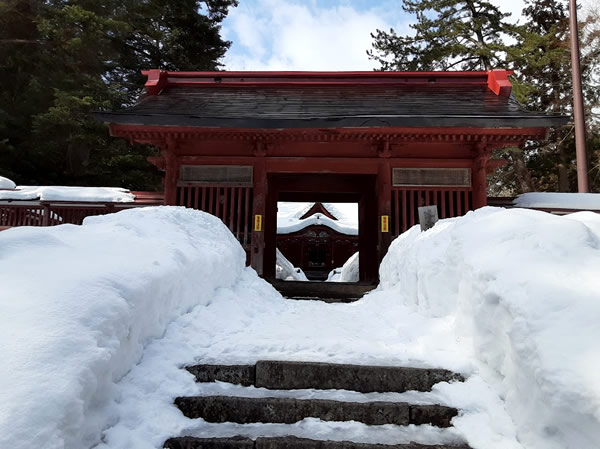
[0,192,164,228]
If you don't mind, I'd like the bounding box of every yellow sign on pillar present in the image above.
[254,214,263,232]
[381,215,389,233]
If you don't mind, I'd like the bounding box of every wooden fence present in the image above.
[3,191,595,241]
[391,187,473,236]
[176,184,253,247]
[0,192,164,228]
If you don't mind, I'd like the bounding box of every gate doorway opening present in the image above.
[263,174,378,285]
[276,201,359,282]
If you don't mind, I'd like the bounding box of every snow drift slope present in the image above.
[380,207,600,449]
[0,207,245,449]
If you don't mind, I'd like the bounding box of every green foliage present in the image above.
[368,0,514,71]
[0,0,238,188]
[504,0,600,193]
[370,0,600,193]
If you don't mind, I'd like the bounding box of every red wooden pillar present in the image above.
[251,155,267,276]
[163,137,179,206]
[472,149,490,209]
[377,154,392,261]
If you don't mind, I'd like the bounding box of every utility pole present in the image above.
[569,0,589,192]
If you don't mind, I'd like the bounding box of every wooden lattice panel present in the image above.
[392,168,471,187]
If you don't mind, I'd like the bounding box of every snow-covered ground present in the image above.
[1,206,599,449]
[0,207,245,449]
[380,207,600,449]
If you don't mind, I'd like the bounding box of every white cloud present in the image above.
[222,0,409,71]
[222,0,597,72]
[491,0,526,23]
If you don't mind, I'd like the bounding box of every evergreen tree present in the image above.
[490,0,600,193]
[368,0,514,71]
[0,0,237,189]
[369,0,600,193]
[106,0,238,105]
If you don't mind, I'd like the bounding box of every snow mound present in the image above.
[0,206,246,449]
[380,207,600,449]
[327,251,359,282]
[514,192,600,210]
[276,248,308,281]
[0,185,135,202]
[0,176,16,189]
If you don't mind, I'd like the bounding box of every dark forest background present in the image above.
[0,0,598,193]
[0,0,238,190]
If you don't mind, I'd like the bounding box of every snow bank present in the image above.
[276,248,308,281]
[514,192,600,210]
[380,207,600,449]
[0,185,135,202]
[0,207,245,449]
[327,251,359,282]
[0,175,16,189]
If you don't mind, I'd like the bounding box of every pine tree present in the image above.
[490,0,600,193]
[369,0,600,193]
[106,0,238,105]
[368,0,514,71]
[0,0,238,189]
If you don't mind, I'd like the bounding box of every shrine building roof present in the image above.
[95,70,567,130]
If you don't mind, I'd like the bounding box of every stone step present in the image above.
[269,280,376,303]
[174,395,458,427]
[164,436,471,449]
[186,361,464,393]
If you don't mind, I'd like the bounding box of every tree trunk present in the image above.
[510,148,535,192]
[466,0,491,70]
[557,143,570,191]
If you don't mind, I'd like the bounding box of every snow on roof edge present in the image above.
[0,186,136,203]
[514,192,600,210]
[277,213,358,235]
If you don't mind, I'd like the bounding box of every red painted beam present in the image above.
[166,79,490,88]
[109,124,548,140]
[140,69,496,88]
[139,69,520,91]
[175,156,478,171]
[149,70,490,77]
[486,158,509,173]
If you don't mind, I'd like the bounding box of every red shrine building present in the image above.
[96,70,566,283]
[277,202,359,281]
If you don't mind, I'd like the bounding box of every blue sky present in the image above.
[220,0,529,71]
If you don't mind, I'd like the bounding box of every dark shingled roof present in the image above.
[95,74,568,130]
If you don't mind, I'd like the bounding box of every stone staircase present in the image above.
[163,361,471,449]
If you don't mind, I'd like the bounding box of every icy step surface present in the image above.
[174,395,458,427]
[164,435,471,449]
[187,360,464,393]
[175,377,460,405]
[170,418,467,447]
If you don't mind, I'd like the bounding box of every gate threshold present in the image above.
[269,280,377,303]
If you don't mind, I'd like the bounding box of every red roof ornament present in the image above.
[487,69,513,97]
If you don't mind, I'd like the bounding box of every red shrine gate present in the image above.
[96,70,565,283]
